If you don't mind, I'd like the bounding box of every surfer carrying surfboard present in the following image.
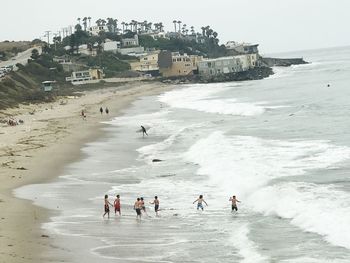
[141,125,148,137]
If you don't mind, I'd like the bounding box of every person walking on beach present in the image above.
[103,195,113,218]
[193,195,208,210]
[150,196,160,216]
[134,198,142,220]
[100,107,103,114]
[114,195,121,216]
[141,125,148,138]
[105,107,109,114]
[229,195,241,212]
[140,197,148,216]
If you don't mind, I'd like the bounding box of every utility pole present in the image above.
[44,30,51,44]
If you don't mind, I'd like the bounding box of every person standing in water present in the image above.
[193,195,208,210]
[114,195,121,216]
[229,195,241,212]
[134,198,142,220]
[141,125,148,137]
[140,197,148,216]
[105,107,109,114]
[150,196,160,216]
[103,195,113,218]
[100,107,103,114]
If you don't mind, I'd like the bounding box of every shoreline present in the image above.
[0,81,172,262]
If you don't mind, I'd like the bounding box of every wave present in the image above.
[184,131,350,249]
[158,85,277,116]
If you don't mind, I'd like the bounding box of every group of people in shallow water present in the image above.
[103,194,240,219]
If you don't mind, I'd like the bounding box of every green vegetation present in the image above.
[0,53,71,110]
[139,35,227,58]
[76,52,130,78]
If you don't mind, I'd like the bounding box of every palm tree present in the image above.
[82,17,88,31]
[96,19,102,26]
[121,22,125,33]
[173,20,177,32]
[101,19,107,26]
[213,31,218,39]
[177,21,182,33]
[107,17,114,32]
[201,27,206,36]
[114,19,118,33]
[159,22,164,32]
[191,26,195,35]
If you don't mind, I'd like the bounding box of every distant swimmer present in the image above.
[114,195,121,216]
[105,107,109,114]
[103,194,113,219]
[150,196,160,216]
[134,198,142,220]
[193,195,208,211]
[327,84,330,87]
[100,107,103,114]
[229,195,241,212]
[141,125,148,137]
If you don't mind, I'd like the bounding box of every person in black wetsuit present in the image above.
[141,125,148,137]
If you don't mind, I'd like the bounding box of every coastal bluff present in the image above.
[260,57,308,67]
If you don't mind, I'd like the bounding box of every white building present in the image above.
[103,39,121,52]
[225,41,259,54]
[122,35,139,47]
[89,25,109,36]
[198,54,258,77]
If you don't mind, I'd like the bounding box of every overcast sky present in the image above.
[1,0,349,53]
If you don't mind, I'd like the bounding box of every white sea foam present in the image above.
[184,131,350,249]
[136,122,206,163]
[158,85,273,116]
[249,183,350,249]
[230,224,269,263]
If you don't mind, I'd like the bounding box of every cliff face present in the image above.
[200,66,274,83]
[260,57,308,67]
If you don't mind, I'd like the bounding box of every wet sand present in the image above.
[0,82,170,262]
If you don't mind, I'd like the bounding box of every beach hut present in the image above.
[41,81,55,92]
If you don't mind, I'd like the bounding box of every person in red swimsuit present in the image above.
[114,195,121,216]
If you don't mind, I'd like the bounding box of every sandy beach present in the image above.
[0,81,170,262]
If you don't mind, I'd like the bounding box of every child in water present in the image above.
[193,195,208,210]
[150,196,160,216]
[114,195,121,216]
[229,195,241,212]
[103,195,113,218]
[134,198,142,220]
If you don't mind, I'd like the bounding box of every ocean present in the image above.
[16,46,350,262]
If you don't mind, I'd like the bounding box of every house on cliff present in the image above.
[225,41,259,56]
[198,54,258,78]
[158,51,203,77]
[130,51,160,76]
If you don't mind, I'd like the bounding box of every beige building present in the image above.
[66,69,104,84]
[158,52,203,77]
[130,52,160,72]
